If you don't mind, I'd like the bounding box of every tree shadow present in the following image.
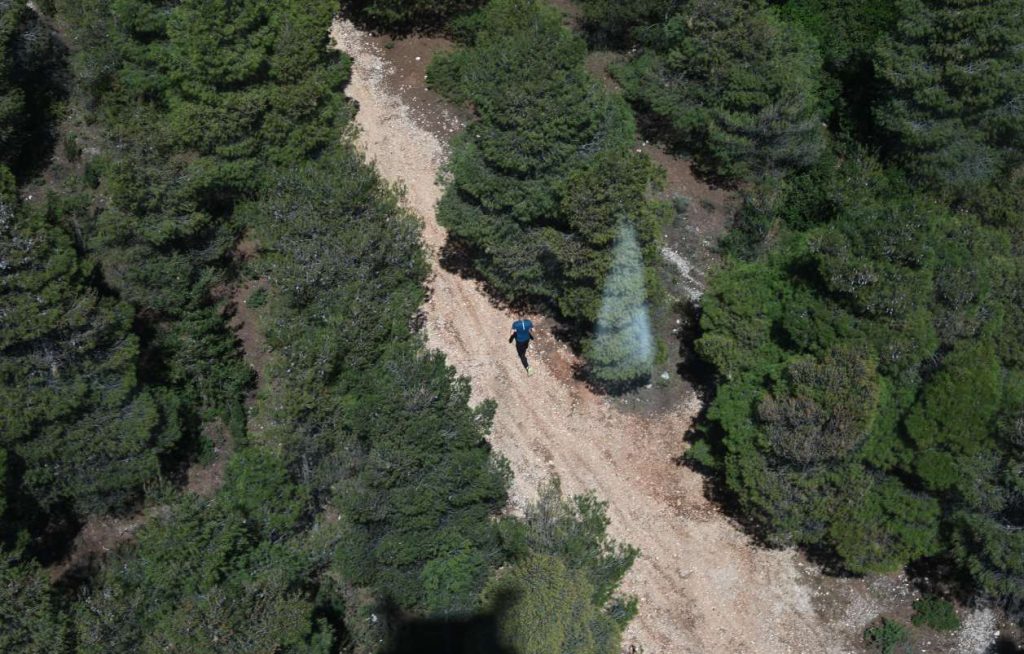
[629,113,740,192]
[904,554,976,607]
[437,237,551,318]
[991,637,1024,654]
[4,5,70,182]
[1,449,82,566]
[673,298,714,390]
[339,1,475,38]
[379,590,518,654]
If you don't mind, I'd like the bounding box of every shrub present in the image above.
[245,287,267,309]
[911,596,960,632]
[62,133,82,162]
[863,618,910,654]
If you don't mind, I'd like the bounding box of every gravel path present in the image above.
[331,19,842,653]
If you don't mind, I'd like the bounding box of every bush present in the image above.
[62,133,81,162]
[245,287,267,309]
[911,596,960,632]
[483,555,621,654]
[863,618,910,654]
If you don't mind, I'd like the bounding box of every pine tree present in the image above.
[874,0,1024,195]
[431,0,664,339]
[0,3,28,167]
[615,0,827,180]
[432,0,630,303]
[0,177,171,518]
[342,0,485,32]
[0,549,67,653]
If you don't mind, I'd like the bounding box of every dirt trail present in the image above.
[331,20,842,653]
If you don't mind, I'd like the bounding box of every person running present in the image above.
[509,318,535,374]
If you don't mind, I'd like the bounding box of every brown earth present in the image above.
[332,19,855,654]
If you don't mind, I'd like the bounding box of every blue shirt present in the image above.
[512,319,533,343]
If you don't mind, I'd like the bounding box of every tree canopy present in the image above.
[612,0,828,181]
[873,0,1024,197]
[430,0,667,384]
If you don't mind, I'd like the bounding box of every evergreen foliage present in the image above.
[911,596,960,631]
[780,0,897,137]
[573,0,677,48]
[491,478,637,654]
[73,457,335,653]
[694,147,1023,591]
[863,618,911,654]
[781,0,896,70]
[0,1,643,652]
[873,0,1024,196]
[1,182,171,520]
[484,554,620,654]
[429,0,666,381]
[247,152,509,617]
[639,0,1024,618]
[509,478,638,611]
[613,0,827,180]
[15,0,352,527]
[0,549,67,653]
[10,0,1024,643]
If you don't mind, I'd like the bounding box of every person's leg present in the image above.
[515,339,529,369]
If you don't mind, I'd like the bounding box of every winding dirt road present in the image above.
[332,19,842,653]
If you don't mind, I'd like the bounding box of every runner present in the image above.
[509,318,535,374]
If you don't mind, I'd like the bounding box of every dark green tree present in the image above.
[779,0,897,137]
[692,152,1016,579]
[949,374,1024,619]
[911,596,960,631]
[483,555,621,654]
[615,0,827,180]
[863,618,911,654]
[506,478,638,610]
[431,0,664,351]
[759,346,879,465]
[873,0,1024,196]
[0,549,67,653]
[0,189,172,518]
[248,150,509,617]
[73,452,335,653]
[904,340,1002,491]
[490,478,637,654]
[574,0,678,48]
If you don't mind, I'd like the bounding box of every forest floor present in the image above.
[332,19,869,654]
